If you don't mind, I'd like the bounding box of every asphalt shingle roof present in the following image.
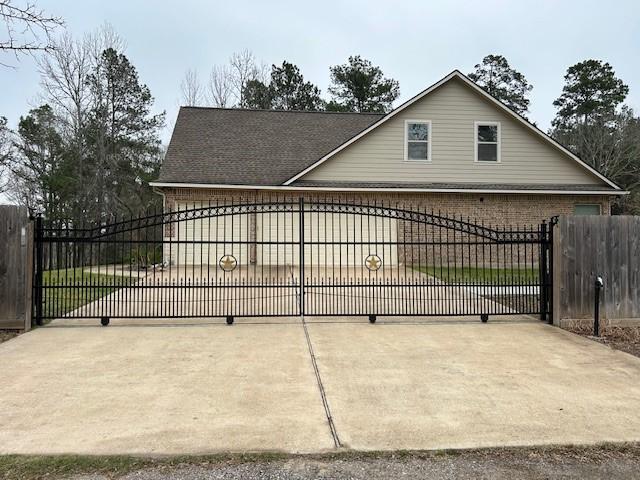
[157,107,383,185]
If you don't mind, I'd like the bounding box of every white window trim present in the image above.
[404,120,432,162]
[474,121,501,163]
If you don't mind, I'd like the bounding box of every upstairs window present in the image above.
[405,120,431,162]
[475,121,500,162]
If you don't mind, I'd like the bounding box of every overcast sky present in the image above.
[1,0,639,145]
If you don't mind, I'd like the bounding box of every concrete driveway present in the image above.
[61,264,526,319]
[1,318,640,455]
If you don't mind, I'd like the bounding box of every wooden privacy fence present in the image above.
[553,215,640,326]
[0,205,33,330]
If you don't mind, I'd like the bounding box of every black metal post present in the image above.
[34,214,44,326]
[539,220,547,322]
[547,217,556,324]
[299,197,305,317]
[594,276,603,337]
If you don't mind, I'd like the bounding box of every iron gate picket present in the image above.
[33,198,555,325]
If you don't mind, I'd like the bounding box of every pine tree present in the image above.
[551,59,629,129]
[243,61,323,111]
[327,56,399,113]
[468,55,533,117]
[84,48,165,217]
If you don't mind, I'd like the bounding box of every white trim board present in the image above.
[282,70,621,191]
[150,182,627,196]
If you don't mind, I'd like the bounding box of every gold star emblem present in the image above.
[365,254,382,271]
[219,255,237,272]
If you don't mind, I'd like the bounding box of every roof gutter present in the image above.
[149,182,628,196]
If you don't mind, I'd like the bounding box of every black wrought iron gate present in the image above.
[33,198,554,325]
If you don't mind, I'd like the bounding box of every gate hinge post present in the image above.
[34,214,44,327]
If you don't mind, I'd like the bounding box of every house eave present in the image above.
[149,182,628,196]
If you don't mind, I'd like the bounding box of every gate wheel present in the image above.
[100,317,110,326]
[369,315,377,324]
[481,314,489,323]
[226,316,234,325]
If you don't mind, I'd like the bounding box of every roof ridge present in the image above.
[180,106,384,115]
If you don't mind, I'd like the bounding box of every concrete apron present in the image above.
[0,322,334,455]
[1,320,640,455]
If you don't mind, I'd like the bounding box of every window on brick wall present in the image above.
[574,204,601,215]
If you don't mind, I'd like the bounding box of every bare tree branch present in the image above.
[207,65,233,107]
[180,68,203,106]
[0,0,64,66]
[228,49,266,107]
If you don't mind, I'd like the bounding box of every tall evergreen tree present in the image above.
[468,55,533,117]
[84,47,165,217]
[11,105,72,218]
[327,56,399,113]
[551,59,629,129]
[269,61,323,110]
[242,79,272,109]
[242,61,323,110]
[550,60,639,213]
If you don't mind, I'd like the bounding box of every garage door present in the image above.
[257,210,397,266]
[169,202,249,265]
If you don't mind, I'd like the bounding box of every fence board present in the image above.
[554,215,640,324]
[0,206,32,330]
[630,219,640,317]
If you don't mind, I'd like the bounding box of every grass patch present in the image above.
[1,444,640,479]
[0,455,150,479]
[0,453,288,480]
[417,266,539,284]
[0,330,20,344]
[42,268,134,320]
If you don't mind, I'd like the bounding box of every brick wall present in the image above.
[157,187,613,273]
[160,187,611,227]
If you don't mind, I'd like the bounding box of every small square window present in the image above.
[405,121,431,161]
[475,122,500,162]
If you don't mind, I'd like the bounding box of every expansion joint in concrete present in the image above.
[301,315,341,448]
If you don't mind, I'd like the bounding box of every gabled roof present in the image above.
[156,107,382,186]
[283,70,621,190]
[153,70,623,193]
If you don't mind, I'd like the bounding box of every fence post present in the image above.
[34,214,44,327]
[539,220,548,322]
[547,217,557,324]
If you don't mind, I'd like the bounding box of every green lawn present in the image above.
[417,266,539,284]
[42,268,134,320]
